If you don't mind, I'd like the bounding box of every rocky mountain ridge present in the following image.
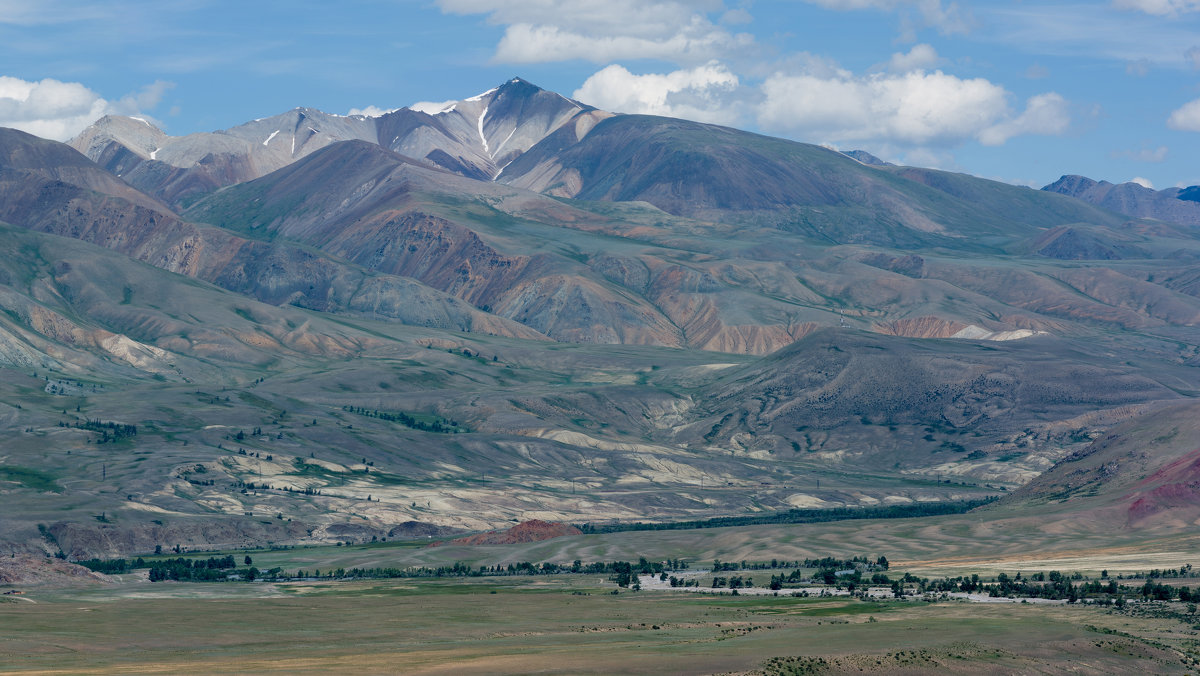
[1043,174,1200,229]
[70,78,597,208]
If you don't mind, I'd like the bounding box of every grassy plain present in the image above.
[2,572,1196,674]
[175,509,1200,584]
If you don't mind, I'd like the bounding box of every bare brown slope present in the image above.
[434,520,582,547]
[0,129,543,341]
[0,224,396,377]
[0,126,170,213]
[0,555,109,586]
[185,140,687,347]
[993,400,1200,531]
[691,328,1189,468]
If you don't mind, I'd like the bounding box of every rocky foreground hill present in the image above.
[0,79,1198,557]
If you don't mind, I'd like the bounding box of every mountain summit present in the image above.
[1043,174,1200,228]
[69,78,601,208]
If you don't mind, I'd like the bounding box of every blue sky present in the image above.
[1,0,1198,189]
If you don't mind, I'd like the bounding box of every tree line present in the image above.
[59,419,138,443]
[577,499,996,534]
[342,406,463,433]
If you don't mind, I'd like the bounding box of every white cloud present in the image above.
[0,76,170,141]
[757,68,1068,147]
[120,80,173,111]
[349,105,400,117]
[0,77,97,140]
[1113,0,1200,15]
[885,44,940,72]
[1168,98,1200,130]
[978,92,1070,146]
[1130,176,1155,188]
[898,146,959,170]
[436,0,751,64]
[720,8,752,24]
[490,21,751,63]
[573,61,743,125]
[800,0,972,36]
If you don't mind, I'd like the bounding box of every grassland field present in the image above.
[7,515,1200,674]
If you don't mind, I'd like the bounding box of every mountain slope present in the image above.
[184,140,687,346]
[1043,175,1200,229]
[4,78,1200,556]
[685,328,1193,482]
[0,128,543,340]
[0,223,397,379]
[499,113,1131,251]
[992,399,1200,531]
[69,78,597,208]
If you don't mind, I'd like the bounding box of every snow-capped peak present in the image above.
[464,86,498,103]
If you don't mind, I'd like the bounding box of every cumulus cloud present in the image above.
[121,80,173,111]
[573,61,743,124]
[1168,98,1200,131]
[1130,176,1155,188]
[436,0,751,64]
[977,92,1070,146]
[1113,0,1200,15]
[757,68,1069,147]
[720,8,752,24]
[0,76,170,141]
[885,44,940,72]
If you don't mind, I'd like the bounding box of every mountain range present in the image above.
[1043,174,1200,229]
[1,78,1198,557]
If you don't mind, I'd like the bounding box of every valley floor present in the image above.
[2,575,1196,675]
[5,521,1200,675]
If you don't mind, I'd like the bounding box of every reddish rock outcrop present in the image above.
[0,555,110,586]
[432,520,582,547]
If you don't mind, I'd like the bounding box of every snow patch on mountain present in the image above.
[465,87,498,103]
[478,106,490,155]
